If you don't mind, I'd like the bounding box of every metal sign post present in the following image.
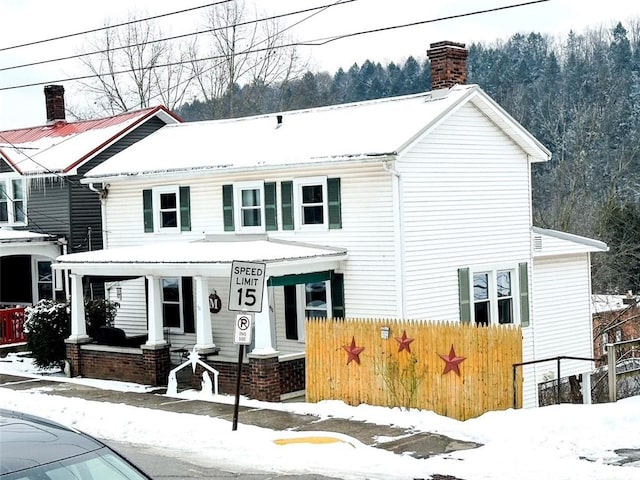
[228,261,265,431]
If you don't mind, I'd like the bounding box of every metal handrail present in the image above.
[512,355,595,408]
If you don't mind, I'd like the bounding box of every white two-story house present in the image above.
[55,42,607,407]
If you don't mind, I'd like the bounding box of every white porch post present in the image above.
[146,275,167,346]
[251,284,276,354]
[68,273,89,341]
[194,276,217,353]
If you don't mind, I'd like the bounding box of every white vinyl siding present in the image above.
[103,163,396,357]
[526,254,595,407]
[398,103,533,321]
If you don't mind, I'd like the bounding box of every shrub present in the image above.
[24,299,70,369]
[85,298,119,339]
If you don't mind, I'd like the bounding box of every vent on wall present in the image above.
[533,235,543,251]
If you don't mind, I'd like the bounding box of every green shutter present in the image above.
[331,272,345,319]
[281,181,294,230]
[182,277,195,333]
[284,285,298,340]
[327,177,342,229]
[143,189,153,232]
[519,262,530,327]
[222,184,234,231]
[458,268,471,324]
[265,182,278,231]
[179,186,191,232]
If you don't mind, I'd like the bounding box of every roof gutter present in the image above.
[80,154,398,184]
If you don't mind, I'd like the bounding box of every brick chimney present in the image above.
[427,41,468,90]
[44,85,66,123]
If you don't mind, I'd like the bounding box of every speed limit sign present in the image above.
[228,260,266,312]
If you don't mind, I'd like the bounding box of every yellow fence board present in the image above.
[306,318,523,421]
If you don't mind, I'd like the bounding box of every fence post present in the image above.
[607,343,616,402]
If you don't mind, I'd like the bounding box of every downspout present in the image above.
[383,160,405,318]
[88,183,108,249]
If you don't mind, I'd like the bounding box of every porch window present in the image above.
[274,271,344,341]
[142,186,191,233]
[459,264,528,326]
[0,176,26,226]
[162,278,182,331]
[36,260,53,301]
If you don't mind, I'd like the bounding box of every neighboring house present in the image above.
[0,85,182,306]
[592,292,640,367]
[55,42,608,407]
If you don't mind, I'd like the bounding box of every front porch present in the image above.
[54,235,347,401]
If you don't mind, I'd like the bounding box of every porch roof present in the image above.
[53,235,347,278]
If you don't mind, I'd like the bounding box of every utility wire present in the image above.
[0,0,551,92]
[0,1,357,73]
[0,0,234,53]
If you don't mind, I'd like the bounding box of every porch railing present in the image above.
[0,307,26,345]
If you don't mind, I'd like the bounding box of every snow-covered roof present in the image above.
[0,227,55,242]
[0,106,181,176]
[532,227,608,257]
[592,293,638,313]
[54,235,347,277]
[84,84,551,180]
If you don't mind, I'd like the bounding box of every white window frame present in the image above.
[161,277,184,333]
[233,181,265,233]
[153,186,180,233]
[471,267,518,326]
[0,174,26,226]
[293,176,328,231]
[33,258,54,302]
[293,280,332,342]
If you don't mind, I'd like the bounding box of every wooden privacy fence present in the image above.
[306,318,522,421]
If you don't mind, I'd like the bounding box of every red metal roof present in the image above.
[0,105,181,144]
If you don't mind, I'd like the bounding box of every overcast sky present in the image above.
[1,0,638,130]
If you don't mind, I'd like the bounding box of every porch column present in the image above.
[194,276,217,353]
[68,273,89,341]
[145,275,167,346]
[251,285,276,354]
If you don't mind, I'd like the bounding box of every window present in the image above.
[473,270,513,325]
[275,271,344,341]
[0,175,26,225]
[294,177,327,229]
[162,277,182,331]
[36,260,53,301]
[459,264,528,326]
[142,186,190,233]
[223,182,277,232]
[235,181,265,232]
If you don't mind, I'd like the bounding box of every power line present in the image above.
[0,0,551,92]
[0,0,234,53]
[0,1,357,74]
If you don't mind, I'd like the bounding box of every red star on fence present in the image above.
[343,336,365,365]
[395,330,414,353]
[438,344,466,376]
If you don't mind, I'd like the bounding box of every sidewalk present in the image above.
[0,371,480,463]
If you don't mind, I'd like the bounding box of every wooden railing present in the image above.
[0,307,26,345]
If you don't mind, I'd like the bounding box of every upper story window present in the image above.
[0,175,26,226]
[222,178,341,233]
[459,263,529,327]
[143,186,191,233]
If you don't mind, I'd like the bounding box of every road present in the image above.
[106,440,344,480]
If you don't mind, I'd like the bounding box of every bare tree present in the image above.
[189,0,305,118]
[73,12,195,117]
